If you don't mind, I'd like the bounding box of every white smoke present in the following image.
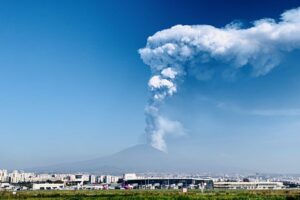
[139,7,300,151]
[144,105,185,152]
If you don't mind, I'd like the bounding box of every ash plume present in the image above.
[139,7,300,151]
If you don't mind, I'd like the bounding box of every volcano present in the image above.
[30,144,244,174]
[33,144,174,174]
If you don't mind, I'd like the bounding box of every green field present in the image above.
[1,190,300,200]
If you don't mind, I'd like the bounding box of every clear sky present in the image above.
[1,0,300,173]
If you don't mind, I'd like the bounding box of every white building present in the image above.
[0,183,13,190]
[214,181,284,190]
[32,183,64,190]
[123,173,138,180]
[105,175,112,184]
[97,175,105,183]
[111,176,119,183]
[89,175,96,184]
[0,170,8,182]
[9,170,22,183]
[103,175,119,184]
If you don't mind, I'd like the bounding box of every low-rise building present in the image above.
[32,183,64,190]
[0,170,8,182]
[214,181,284,190]
[124,176,213,189]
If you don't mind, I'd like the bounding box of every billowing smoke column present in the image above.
[139,7,300,152]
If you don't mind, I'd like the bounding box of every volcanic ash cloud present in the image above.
[139,7,300,151]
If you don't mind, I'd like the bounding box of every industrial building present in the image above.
[32,183,65,190]
[214,181,284,190]
[123,174,213,189]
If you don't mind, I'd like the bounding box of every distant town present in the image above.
[1,169,300,191]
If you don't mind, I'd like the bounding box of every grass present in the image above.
[1,189,300,200]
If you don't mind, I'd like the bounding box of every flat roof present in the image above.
[125,178,212,181]
[214,182,283,185]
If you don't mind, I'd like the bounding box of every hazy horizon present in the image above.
[1,0,300,174]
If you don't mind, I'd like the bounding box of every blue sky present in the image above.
[1,0,300,172]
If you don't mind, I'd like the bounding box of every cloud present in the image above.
[139,7,300,151]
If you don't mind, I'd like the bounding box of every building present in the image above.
[101,175,119,184]
[110,176,119,183]
[123,174,213,189]
[89,175,96,184]
[0,170,8,182]
[124,173,137,180]
[32,183,64,190]
[213,181,284,190]
[97,175,105,183]
[9,170,21,183]
[0,183,13,190]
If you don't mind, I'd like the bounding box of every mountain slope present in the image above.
[34,144,172,174]
[32,144,243,174]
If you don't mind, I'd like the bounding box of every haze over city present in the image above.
[1,0,300,174]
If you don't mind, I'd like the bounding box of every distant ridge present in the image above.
[32,144,171,174]
[30,144,245,174]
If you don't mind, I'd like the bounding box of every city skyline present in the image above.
[1,0,300,173]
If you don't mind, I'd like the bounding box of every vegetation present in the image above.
[1,189,300,200]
